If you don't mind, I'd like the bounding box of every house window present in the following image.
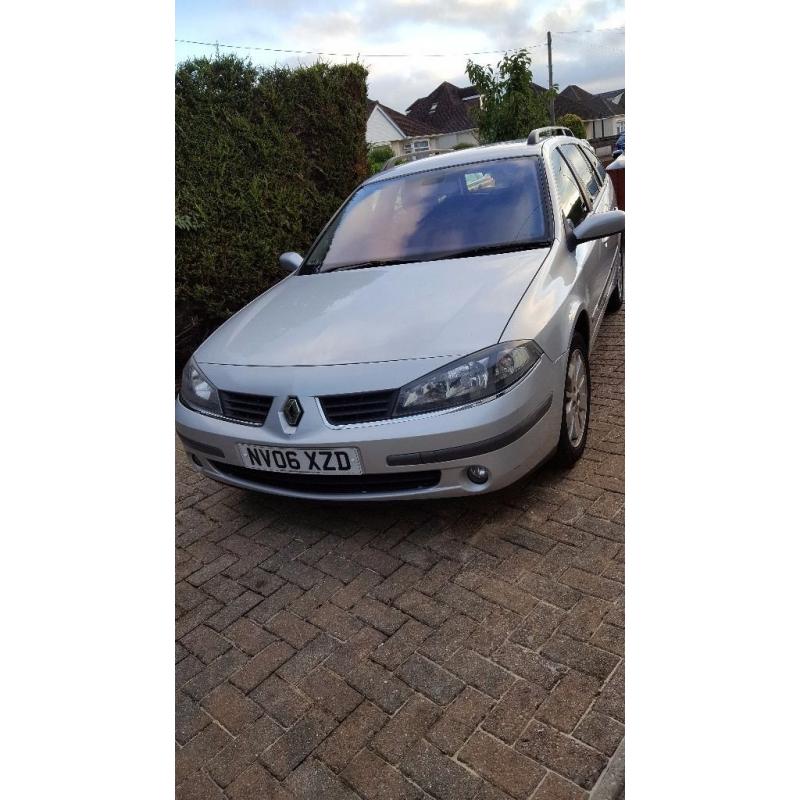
[403,139,431,155]
[616,121,625,134]
[429,103,438,114]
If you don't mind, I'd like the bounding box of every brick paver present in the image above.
[176,311,624,799]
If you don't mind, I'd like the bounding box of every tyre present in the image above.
[554,333,591,467]
[606,248,624,313]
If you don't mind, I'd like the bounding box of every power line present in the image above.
[174,39,545,57]
[174,30,622,60]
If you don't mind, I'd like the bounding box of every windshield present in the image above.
[303,156,552,272]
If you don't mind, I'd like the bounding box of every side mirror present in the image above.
[279,252,303,273]
[568,210,625,251]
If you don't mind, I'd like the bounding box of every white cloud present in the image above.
[176,0,625,109]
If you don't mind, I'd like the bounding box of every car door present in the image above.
[580,145,622,310]
[548,149,593,315]
[559,143,613,330]
[579,143,617,275]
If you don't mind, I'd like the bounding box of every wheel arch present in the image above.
[573,308,591,350]
[551,297,591,361]
[499,237,593,362]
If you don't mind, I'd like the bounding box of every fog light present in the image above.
[466,465,490,485]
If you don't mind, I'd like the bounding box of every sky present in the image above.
[175,1,625,112]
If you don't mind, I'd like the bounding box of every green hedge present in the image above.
[556,113,587,140]
[176,55,369,367]
[367,144,394,174]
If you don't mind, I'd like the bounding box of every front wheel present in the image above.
[554,333,591,467]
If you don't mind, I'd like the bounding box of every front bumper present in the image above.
[176,354,565,501]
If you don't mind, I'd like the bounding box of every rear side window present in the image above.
[549,150,589,227]
[561,144,601,202]
[581,146,606,184]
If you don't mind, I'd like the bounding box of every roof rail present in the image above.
[381,148,455,171]
[527,126,575,145]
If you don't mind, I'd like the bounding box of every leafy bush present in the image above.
[367,144,394,174]
[557,113,587,140]
[452,142,475,150]
[175,55,369,368]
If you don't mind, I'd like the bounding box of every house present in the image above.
[554,85,625,143]
[366,100,441,156]
[404,82,481,150]
[595,88,625,109]
[367,81,623,157]
[366,82,480,156]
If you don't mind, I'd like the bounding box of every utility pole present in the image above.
[547,31,555,125]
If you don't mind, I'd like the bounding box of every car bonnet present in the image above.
[194,248,550,367]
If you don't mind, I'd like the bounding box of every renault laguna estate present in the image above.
[176,128,624,500]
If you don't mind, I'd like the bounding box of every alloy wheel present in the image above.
[565,349,589,446]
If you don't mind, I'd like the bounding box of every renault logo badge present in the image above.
[282,396,304,427]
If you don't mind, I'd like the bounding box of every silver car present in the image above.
[176,129,624,500]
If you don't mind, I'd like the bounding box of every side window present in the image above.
[582,146,606,184]
[561,144,601,203]
[549,150,589,227]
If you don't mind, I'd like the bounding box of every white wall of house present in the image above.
[402,136,435,154]
[610,115,625,135]
[366,106,404,149]
[386,140,409,156]
[585,115,625,141]
[435,130,480,149]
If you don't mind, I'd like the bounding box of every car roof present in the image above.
[363,136,580,185]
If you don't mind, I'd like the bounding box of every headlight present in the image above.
[395,340,543,417]
[180,358,223,417]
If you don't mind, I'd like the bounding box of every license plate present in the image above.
[237,443,363,475]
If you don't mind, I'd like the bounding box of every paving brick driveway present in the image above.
[176,311,624,800]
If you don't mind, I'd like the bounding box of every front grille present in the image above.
[211,461,440,495]
[319,389,398,425]
[218,390,273,425]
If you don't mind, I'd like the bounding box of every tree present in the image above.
[367,144,394,174]
[557,113,586,139]
[466,50,555,144]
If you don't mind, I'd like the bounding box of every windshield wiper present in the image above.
[323,258,413,273]
[427,241,551,261]
[321,241,550,273]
